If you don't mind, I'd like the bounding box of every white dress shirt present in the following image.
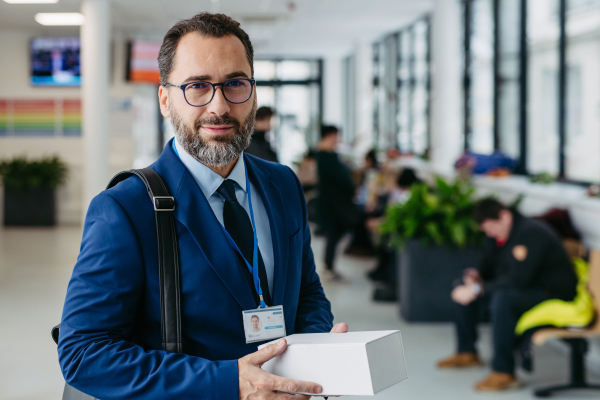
[173,138,275,297]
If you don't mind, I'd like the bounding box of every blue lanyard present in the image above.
[218,166,266,308]
[172,140,266,308]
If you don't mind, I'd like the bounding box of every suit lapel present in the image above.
[152,142,256,311]
[245,155,289,306]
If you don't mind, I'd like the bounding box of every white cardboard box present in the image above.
[259,330,407,396]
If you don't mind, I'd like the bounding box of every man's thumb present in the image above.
[250,338,287,366]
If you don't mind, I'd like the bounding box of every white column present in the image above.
[323,56,344,128]
[353,40,374,157]
[81,0,110,222]
[430,0,464,175]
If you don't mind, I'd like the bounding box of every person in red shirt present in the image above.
[437,198,577,391]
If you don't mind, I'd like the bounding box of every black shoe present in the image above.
[345,247,376,257]
[367,268,387,282]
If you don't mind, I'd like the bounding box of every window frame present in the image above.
[462,0,597,184]
[253,58,324,148]
[371,15,432,157]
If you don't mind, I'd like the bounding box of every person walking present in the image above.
[316,125,356,281]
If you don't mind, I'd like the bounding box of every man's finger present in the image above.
[272,392,311,400]
[247,338,287,365]
[273,377,323,395]
[330,322,348,333]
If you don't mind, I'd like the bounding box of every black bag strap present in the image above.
[52,168,183,354]
[106,168,182,353]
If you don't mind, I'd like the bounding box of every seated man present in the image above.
[437,198,578,391]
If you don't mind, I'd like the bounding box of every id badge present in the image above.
[243,305,286,344]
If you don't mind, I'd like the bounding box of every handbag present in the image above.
[51,168,183,400]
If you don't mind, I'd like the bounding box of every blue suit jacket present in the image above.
[58,140,333,400]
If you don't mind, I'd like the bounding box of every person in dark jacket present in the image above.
[316,125,355,281]
[437,198,578,392]
[245,106,278,162]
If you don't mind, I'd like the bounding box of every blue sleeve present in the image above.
[286,168,334,333]
[58,193,238,400]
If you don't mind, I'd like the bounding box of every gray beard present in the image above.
[169,100,256,166]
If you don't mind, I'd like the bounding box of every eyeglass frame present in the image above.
[163,78,256,107]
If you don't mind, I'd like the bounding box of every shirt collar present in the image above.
[173,137,247,199]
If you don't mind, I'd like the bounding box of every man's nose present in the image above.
[206,85,230,117]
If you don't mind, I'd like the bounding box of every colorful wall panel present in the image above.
[0,99,81,137]
[62,99,82,137]
[129,41,161,84]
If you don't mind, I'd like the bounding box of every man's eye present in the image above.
[189,83,211,90]
[226,80,244,87]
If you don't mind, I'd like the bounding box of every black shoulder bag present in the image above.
[51,168,182,400]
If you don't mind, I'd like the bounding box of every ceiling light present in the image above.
[35,13,85,26]
[4,0,59,3]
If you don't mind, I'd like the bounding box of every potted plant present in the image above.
[380,177,484,322]
[0,156,67,226]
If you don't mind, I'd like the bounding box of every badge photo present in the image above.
[243,306,286,344]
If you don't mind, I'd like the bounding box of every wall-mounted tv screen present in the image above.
[127,40,161,84]
[31,37,81,86]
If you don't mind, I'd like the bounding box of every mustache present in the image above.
[195,116,241,130]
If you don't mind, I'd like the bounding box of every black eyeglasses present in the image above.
[164,78,256,107]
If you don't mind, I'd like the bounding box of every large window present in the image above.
[463,0,600,182]
[253,59,322,166]
[372,16,431,155]
[497,0,522,159]
[342,55,356,143]
[466,0,495,154]
[564,0,600,181]
[411,19,430,155]
[372,42,383,148]
[397,31,410,151]
[372,38,397,150]
[527,0,560,175]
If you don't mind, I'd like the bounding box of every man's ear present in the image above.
[158,85,171,118]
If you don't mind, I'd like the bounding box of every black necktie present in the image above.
[217,179,272,306]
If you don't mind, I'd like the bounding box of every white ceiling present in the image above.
[0,0,433,57]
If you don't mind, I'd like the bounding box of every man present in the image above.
[316,125,355,281]
[246,106,279,162]
[251,315,260,332]
[437,198,577,391]
[58,13,347,400]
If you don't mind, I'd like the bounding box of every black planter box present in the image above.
[398,240,482,322]
[3,187,56,226]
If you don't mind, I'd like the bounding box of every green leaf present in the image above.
[449,222,467,247]
[0,156,68,192]
[378,175,484,250]
[425,221,444,245]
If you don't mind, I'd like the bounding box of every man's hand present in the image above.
[238,339,323,400]
[451,285,478,306]
[330,322,348,333]
[463,268,481,286]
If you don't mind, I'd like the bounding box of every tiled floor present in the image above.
[1,227,599,399]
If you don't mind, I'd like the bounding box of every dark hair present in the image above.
[397,168,419,188]
[473,198,507,224]
[256,106,275,120]
[365,149,378,169]
[321,125,339,139]
[158,13,254,86]
[251,315,259,321]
